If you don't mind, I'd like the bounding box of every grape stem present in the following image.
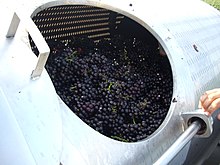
[111,136,129,142]
[132,116,136,124]
[107,82,114,91]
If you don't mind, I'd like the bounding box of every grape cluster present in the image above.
[44,35,173,142]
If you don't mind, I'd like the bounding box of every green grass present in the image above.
[203,0,220,10]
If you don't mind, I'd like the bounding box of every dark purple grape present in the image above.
[44,35,173,142]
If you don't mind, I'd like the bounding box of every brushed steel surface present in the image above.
[0,0,220,165]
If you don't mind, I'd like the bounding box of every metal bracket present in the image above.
[181,110,213,138]
[6,11,50,80]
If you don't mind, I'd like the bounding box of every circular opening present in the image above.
[188,117,207,135]
[29,5,173,142]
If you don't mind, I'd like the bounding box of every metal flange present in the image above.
[181,110,213,138]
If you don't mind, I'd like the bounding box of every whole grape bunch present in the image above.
[45,35,173,142]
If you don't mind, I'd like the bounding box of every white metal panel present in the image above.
[0,5,63,165]
[0,88,36,165]
[1,0,220,165]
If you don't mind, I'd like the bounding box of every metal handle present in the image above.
[6,11,50,79]
[153,110,213,165]
[153,120,201,165]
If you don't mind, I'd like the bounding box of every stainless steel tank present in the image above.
[1,0,220,165]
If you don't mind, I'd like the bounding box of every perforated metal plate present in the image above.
[31,5,124,42]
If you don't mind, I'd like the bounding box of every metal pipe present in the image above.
[153,120,201,165]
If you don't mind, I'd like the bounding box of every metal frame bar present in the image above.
[153,120,201,165]
[6,11,50,79]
